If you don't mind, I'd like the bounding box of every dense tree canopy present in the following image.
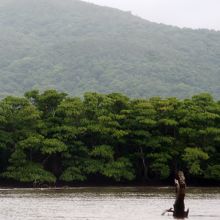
[1,0,220,98]
[0,90,219,185]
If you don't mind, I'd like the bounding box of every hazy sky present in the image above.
[83,0,220,30]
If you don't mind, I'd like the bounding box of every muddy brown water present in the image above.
[0,187,219,220]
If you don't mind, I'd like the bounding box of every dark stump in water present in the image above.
[162,171,189,218]
[173,171,189,218]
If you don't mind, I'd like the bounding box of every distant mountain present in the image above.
[0,0,220,98]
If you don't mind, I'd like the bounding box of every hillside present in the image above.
[0,0,220,98]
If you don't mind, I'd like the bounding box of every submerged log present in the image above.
[162,171,189,218]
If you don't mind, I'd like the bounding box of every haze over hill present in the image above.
[0,0,220,98]
[84,0,220,30]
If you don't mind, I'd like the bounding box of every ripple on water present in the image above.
[0,187,219,220]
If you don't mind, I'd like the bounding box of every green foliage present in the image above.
[90,145,114,161]
[83,159,104,175]
[1,0,220,98]
[102,158,135,181]
[183,147,209,176]
[148,153,172,179]
[151,163,170,180]
[60,167,86,182]
[1,149,55,183]
[2,162,56,183]
[0,90,219,185]
[41,138,67,155]
[204,165,220,180]
[19,135,44,150]
[158,119,178,127]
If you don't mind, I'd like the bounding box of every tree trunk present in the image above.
[162,171,189,218]
[173,171,189,218]
[139,146,148,181]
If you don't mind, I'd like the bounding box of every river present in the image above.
[0,187,219,220]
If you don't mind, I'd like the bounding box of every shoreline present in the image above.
[0,184,219,190]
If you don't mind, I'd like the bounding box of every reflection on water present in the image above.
[0,187,219,220]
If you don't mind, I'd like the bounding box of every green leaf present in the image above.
[183,147,209,175]
[204,165,220,180]
[1,162,56,183]
[41,138,67,155]
[90,145,114,160]
[102,158,135,181]
[60,167,86,182]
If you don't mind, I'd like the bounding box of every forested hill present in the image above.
[1,0,220,98]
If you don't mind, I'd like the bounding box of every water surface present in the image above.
[0,187,219,220]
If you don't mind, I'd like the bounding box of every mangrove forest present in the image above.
[0,90,219,186]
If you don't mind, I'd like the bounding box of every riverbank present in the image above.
[0,178,219,189]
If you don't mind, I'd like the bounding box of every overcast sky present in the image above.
[83,0,220,30]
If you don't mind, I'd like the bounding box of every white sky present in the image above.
[83,0,220,30]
